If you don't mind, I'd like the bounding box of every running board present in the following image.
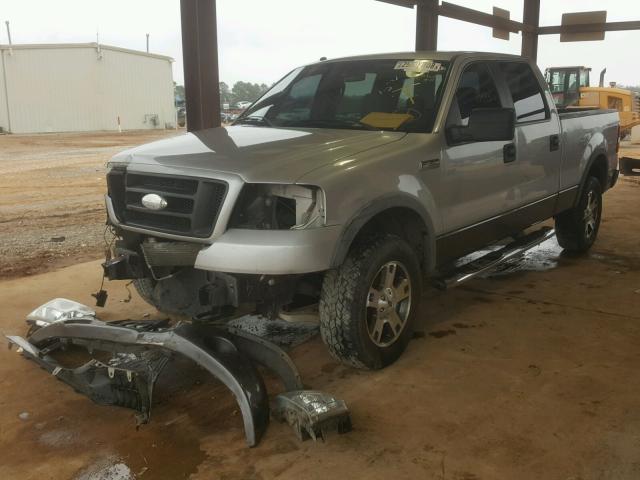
[433,227,556,290]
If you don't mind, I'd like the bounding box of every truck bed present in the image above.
[557,107,618,119]
[556,108,619,192]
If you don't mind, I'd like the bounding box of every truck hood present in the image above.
[110,126,406,183]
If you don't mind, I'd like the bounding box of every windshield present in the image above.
[235,59,450,133]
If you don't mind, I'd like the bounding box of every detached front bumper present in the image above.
[7,300,352,447]
[106,195,342,275]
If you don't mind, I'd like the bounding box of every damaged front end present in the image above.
[7,299,351,447]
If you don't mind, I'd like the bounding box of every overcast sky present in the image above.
[2,0,639,86]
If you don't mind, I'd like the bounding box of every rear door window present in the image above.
[497,62,548,122]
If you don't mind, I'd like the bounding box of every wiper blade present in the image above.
[235,115,274,127]
[293,119,376,131]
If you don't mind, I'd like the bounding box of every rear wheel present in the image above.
[319,234,422,370]
[555,176,602,253]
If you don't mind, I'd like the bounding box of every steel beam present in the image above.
[376,0,414,7]
[538,21,640,35]
[180,0,221,132]
[416,0,438,51]
[438,2,535,34]
[521,0,540,62]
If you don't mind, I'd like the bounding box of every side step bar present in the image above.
[434,227,556,290]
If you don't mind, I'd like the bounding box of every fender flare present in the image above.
[575,148,609,206]
[330,193,437,274]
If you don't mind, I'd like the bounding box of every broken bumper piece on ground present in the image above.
[6,299,352,447]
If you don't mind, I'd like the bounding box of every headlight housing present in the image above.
[229,184,326,230]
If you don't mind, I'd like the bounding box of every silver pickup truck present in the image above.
[104,52,619,370]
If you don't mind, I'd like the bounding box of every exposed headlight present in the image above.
[229,184,326,230]
[26,298,96,328]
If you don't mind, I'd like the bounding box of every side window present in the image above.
[567,72,578,93]
[548,70,565,94]
[447,62,502,126]
[579,69,589,88]
[274,74,322,122]
[498,62,548,122]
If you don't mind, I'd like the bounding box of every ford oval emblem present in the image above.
[141,193,168,210]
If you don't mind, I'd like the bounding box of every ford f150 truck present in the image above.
[103,52,619,370]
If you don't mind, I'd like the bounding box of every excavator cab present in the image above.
[545,66,591,108]
[546,65,640,138]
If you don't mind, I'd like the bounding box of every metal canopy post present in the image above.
[416,0,439,51]
[521,0,540,62]
[180,0,221,132]
[378,0,640,65]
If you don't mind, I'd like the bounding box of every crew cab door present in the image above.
[494,61,562,214]
[441,61,517,232]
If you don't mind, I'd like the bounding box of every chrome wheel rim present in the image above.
[365,261,412,347]
[584,190,600,240]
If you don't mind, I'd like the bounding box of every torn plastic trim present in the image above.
[9,319,306,447]
[7,335,169,425]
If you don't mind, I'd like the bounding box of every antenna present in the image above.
[5,21,13,55]
[146,33,150,53]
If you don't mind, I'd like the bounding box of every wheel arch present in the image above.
[576,150,609,206]
[330,194,436,275]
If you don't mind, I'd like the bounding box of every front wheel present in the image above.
[555,176,602,253]
[319,234,422,370]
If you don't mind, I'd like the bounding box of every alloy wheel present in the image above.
[365,261,412,347]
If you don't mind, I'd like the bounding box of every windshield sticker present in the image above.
[394,60,444,77]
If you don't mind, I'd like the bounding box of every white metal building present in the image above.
[0,43,175,133]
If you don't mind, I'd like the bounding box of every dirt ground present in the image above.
[0,133,639,479]
[0,130,181,278]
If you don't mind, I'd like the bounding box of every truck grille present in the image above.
[107,169,227,238]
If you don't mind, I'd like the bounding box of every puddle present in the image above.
[38,429,77,447]
[456,233,638,280]
[453,236,565,280]
[486,237,564,277]
[75,457,133,480]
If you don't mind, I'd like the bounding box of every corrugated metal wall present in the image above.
[0,44,175,133]
[0,51,9,132]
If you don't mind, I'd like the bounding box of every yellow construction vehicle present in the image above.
[545,66,640,137]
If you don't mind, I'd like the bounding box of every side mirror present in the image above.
[447,107,515,144]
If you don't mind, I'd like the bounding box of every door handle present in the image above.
[550,134,560,151]
[503,143,516,163]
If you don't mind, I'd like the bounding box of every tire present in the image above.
[555,176,602,253]
[319,234,422,370]
[133,269,210,317]
[133,278,158,307]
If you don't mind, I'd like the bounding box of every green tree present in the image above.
[219,81,233,108]
[174,83,185,107]
[231,81,269,105]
